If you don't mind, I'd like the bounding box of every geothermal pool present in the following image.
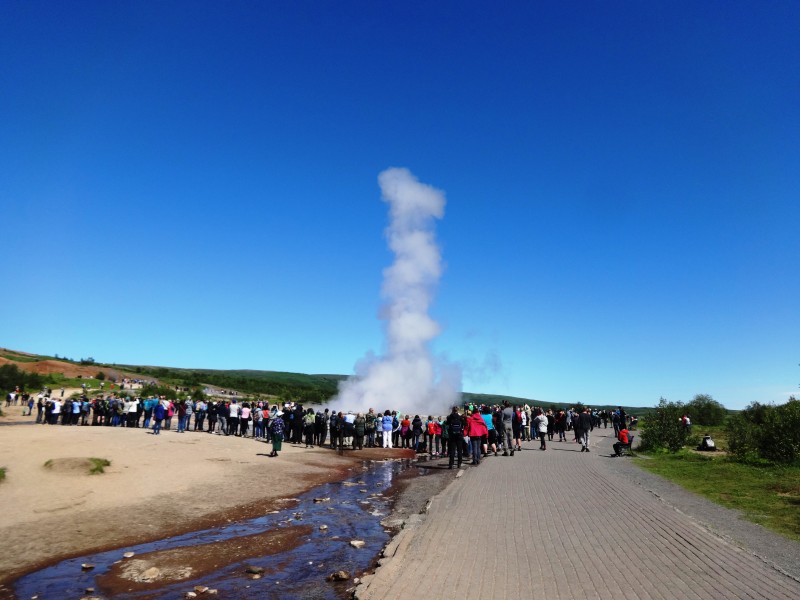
[15,459,423,599]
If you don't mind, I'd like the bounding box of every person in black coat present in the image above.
[576,408,594,452]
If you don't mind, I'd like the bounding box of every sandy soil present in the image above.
[0,403,416,592]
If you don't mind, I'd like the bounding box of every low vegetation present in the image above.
[637,451,800,541]
[636,395,800,541]
[89,458,111,474]
[0,467,6,482]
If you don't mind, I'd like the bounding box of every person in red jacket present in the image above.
[465,408,489,465]
[613,427,630,457]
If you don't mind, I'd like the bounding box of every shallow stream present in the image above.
[14,459,421,599]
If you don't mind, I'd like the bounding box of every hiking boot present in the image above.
[510,450,514,456]
[502,451,509,456]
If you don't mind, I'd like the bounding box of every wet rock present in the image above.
[81,563,95,571]
[193,586,209,594]
[313,497,330,503]
[327,570,350,581]
[251,574,262,580]
[123,552,135,559]
[319,524,329,531]
[342,482,359,487]
[207,591,218,596]
[140,566,161,582]
[245,565,264,575]
[350,540,366,549]
[84,589,95,594]
[185,593,197,599]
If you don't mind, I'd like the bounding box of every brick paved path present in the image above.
[357,429,800,599]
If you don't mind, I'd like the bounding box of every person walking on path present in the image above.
[577,407,594,452]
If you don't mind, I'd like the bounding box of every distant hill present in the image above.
[1,347,654,413]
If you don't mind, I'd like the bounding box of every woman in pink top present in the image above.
[240,403,251,437]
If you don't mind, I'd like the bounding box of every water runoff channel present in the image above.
[15,459,426,599]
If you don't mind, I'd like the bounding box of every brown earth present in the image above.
[0,404,415,595]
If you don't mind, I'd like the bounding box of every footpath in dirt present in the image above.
[356,429,800,600]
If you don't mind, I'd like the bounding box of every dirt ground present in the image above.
[0,402,419,593]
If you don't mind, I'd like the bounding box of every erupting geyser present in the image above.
[335,168,461,416]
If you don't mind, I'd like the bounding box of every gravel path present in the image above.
[357,429,800,599]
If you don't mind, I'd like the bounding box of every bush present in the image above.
[727,398,800,465]
[96,371,106,381]
[686,394,727,426]
[640,398,690,452]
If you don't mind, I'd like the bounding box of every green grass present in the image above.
[88,458,111,474]
[0,467,6,482]
[636,450,800,541]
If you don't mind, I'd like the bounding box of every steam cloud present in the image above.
[335,168,461,416]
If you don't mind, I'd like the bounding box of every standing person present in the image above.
[512,406,523,452]
[152,400,165,435]
[177,400,187,433]
[194,399,206,431]
[481,406,497,457]
[304,408,316,447]
[546,409,555,441]
[577,407,594,452]
[253,403,264,439]
[365,408,377,448]
[207,401,218,434]
[353,412,366,450]
[184,398,193,431]
[446,406,464,469]
[228,400,240,436]
[268,411,284,457]
[465,408,488,465]
[381,410,394,448]
[533,409,549,450]
[49,398,61,425]
[240,402,251,437]
[500,401,515,456]
[217,401,229,435]
[126,397,139,428]
[411,415,424,452]
[164,398,175,431]
[329,410,340,449]
[315,408,330,446]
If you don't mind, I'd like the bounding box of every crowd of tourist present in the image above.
[9,387,637,462]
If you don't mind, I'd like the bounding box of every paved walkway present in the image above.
[356,429,800,599]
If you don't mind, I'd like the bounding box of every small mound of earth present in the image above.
[96,525,312,595]
[43,458,100,475]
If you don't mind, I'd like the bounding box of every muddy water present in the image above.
[14,459,424,599]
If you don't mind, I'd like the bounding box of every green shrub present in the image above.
[686,394,727,426]
[727,398,800,465]
[640,398,690,452]
[89,458,111,474]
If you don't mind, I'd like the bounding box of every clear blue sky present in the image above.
[2,1,798,409]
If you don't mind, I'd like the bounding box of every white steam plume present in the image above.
[335,168,461,416]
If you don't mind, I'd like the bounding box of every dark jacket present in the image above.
[577,412,593,432]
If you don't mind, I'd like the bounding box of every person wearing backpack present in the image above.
[446,406,464,469]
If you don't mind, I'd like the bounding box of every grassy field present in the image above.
[636,429,800,541]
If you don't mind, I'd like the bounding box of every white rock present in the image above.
[350,540,366,549]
